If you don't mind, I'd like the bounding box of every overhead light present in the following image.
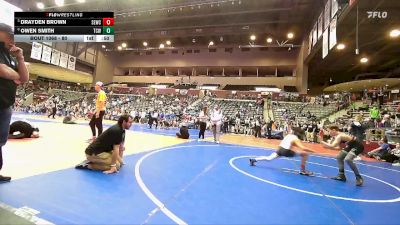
[287,32,294,39]
[117,46,122,51]
[36,2,45,9]
[390,29,400,38]
[266,37,273,43]
[55,0,64,7]
[101,45,106,48]
[336,43,346,50]
[166,40,171,45]
[209,41,214,46]
[76,0,85,2]
[143,41,148,47]
[250,35,256,41]
[159,43,165,49]
[360,57,369,63]
[121,43,127,48]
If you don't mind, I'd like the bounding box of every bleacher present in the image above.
[194,97,263,120]
[272,101,337,122]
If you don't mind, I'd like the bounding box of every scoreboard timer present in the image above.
[14,12,114,43]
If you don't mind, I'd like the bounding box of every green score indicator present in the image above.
[102,26,114,34]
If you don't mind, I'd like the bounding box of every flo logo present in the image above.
[367,11,388,19]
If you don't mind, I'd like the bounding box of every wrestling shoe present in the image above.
[356,176,364,186]
[75,160,91,170]
[0,175,11,182]
[299,170,314,176]
[331,174,347,182]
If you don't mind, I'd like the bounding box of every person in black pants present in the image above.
[47,100,57,119]
[267,120,273,139]
[254,117,262,138]
[89,81,107,141]
[176,123,190,139]
[0,23,30,182]
[198,106,208,140]
[321,125,364,186]
[8,121,40,139]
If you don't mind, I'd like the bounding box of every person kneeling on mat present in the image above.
[176,122,190,139]
[8,120,39,139]
[249,127,314,176]
[75,115,133,174]
[63,115,77,124]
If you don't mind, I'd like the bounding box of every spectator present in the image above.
[210,105,223,144]
[368,137,391,160]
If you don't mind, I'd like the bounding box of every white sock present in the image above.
[255,152,279,161]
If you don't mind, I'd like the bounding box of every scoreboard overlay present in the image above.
[14,12,114,42]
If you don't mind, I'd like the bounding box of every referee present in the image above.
[89,81,107,141]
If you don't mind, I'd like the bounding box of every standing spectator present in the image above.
[0,23,29,182]
[89,81,107,141]
[267,120,273,139]
[223,116,229,133]
[198,106,208,141]
[210,105,223,144]
[47,99,57,119]
[254,117,262,138]
[369,106,380,123]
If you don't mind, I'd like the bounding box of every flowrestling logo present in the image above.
[367,11,388,19]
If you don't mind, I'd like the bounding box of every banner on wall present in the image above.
[331,0,339,18]
[41,45,52,63]
[318,13,323,39]
[50,49,60,66]
[322,28,329,59]
[324,0,331,30]
[30,42,42,60]
[312,23,318,46]
[67,55,76,70]
[59,52,68,68]
[329,16,337,50]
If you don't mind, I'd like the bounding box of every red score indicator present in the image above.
[102,18,114,26]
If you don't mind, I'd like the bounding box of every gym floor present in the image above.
[0,114,399,225]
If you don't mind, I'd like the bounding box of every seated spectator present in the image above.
[367,137,391,160]
[381,143,400,165]
[381,114,391,128]
[8,121,40,139]
[176,123,190,139]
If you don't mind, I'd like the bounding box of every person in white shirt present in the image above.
[140,111,146,124]
[210,105,223,144]
[151,110,159,129]
[249,127,314,176]
[198,106,209,141]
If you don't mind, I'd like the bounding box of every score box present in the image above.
[102,18,114,26]
[102,26,114,34]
